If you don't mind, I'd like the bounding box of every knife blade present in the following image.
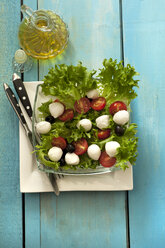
[3,83,59,196]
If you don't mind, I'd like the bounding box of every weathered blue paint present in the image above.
[41,192,127,248]
[123,0,165,247]
[23,0,38,82]
[38,1,127,248]
[23,1,41,248]
[0,1,22,248]
[4,0,163,247]
[24,194,40,248]
[38,0,121,77]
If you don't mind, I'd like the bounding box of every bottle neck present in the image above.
[31,10,52,31]
[14,49,27,64]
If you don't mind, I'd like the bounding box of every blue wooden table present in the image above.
[0,0,165,247]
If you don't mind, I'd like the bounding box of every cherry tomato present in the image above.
[54,99,60,103]
[91,97,106,111]
[109,101,127,115]
[74,138,88,155]
[51,137,67,150]
[97,129,111,140]
[99,151,116,167]
[74,97,91,113]
[59,109,74,122]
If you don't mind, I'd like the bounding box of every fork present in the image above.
[4,82,60,195]
[12,73,64,179]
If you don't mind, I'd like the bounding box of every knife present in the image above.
[12,73,41,144]
[4,83,33,143]
[3,83,59,196]
[12,73,33,120]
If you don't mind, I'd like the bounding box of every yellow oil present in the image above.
[36,20,48,28]
[18,11,69,59]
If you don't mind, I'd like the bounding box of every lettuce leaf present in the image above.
[98,58,139,105]
[38,99,53,118]
[41,62,98,108]
[36,149,60,170]
[115,123,138,170]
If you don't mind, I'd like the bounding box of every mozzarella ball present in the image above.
[36,121,51,134]
[96,115,110,129]
[49,102,64,118]
[48,147,63,162]
[65,153,80,165]
[77,119,92,131]
[86,89,99,99]
[87,144,101,160]
[113,110,129,125]
[105,141,120,157]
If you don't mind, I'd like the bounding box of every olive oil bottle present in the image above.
[18,5,69,59]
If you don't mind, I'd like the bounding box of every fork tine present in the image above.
[57,173,64,179]
[57,168,64,179]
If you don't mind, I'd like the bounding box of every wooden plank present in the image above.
[23,1,41,248]
[122,0,165,247]
[0,1,23,248]
[23,0,38,81]
[38,0,121,77]
[38,1,127,247]
[24,194,40,248]
[41,192,127,248]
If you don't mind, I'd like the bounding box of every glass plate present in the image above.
[32,84,120,175]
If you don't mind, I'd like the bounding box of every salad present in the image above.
[35,58,139,171]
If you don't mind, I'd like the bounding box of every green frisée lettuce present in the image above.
[37,149,60,169]
[41,58,139,107]
[41,62,98,108]
[79,153,98,169]
[38,99,52,118]
[98,58,139,105]
[115,124,138,170]
[35,58,139,171]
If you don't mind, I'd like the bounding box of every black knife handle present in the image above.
[5,86,26,125]
[13,78,33,118]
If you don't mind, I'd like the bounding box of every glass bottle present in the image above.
[18,5,69,59]
[12,49,33,73]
